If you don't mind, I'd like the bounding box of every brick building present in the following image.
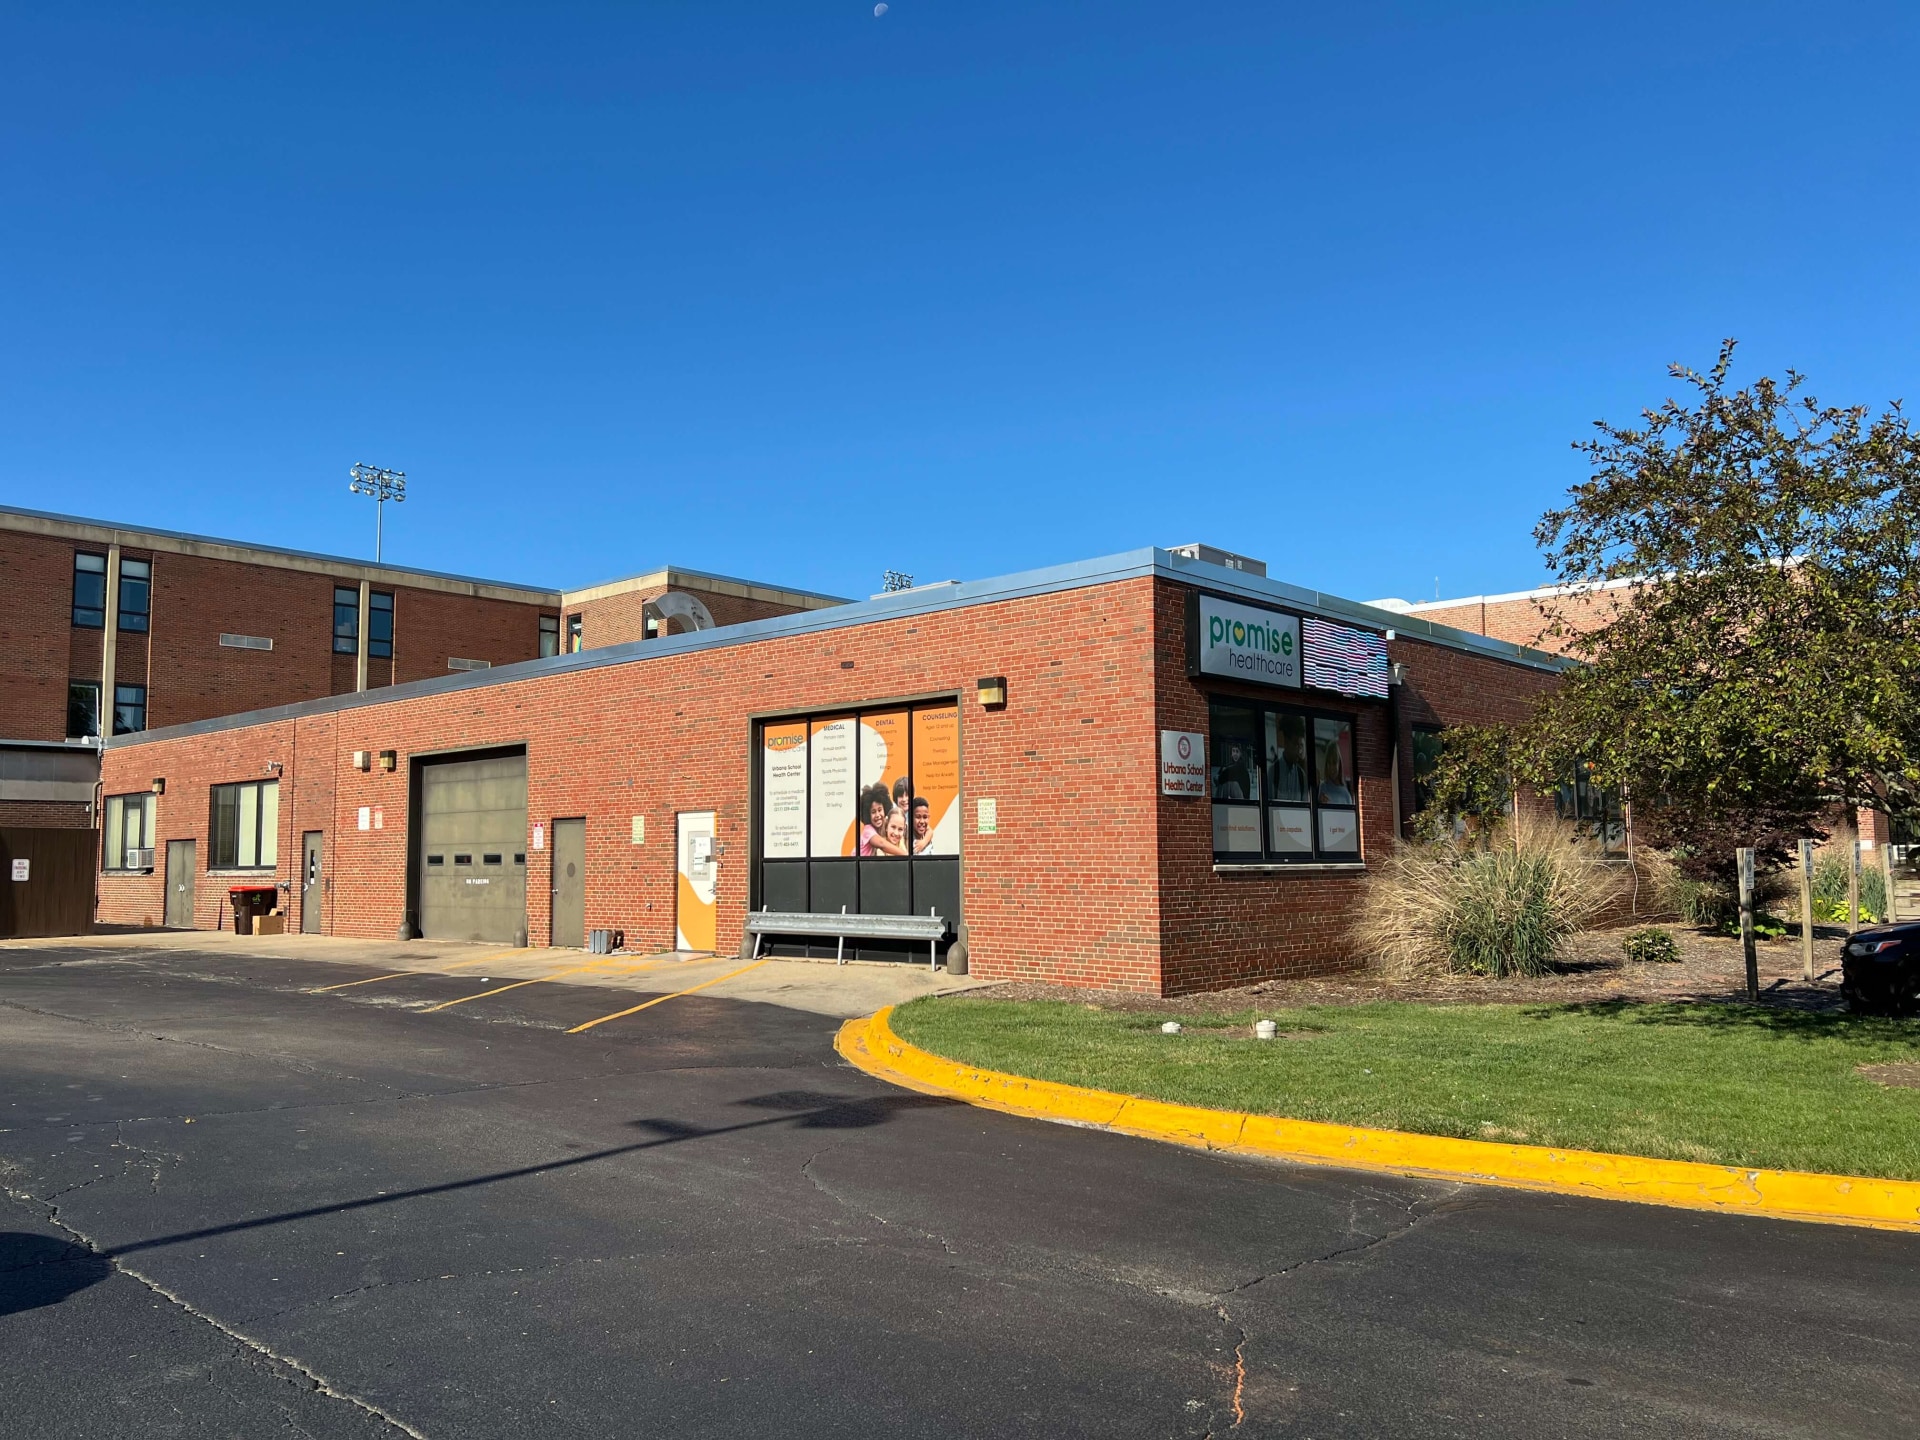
[0,504,843,829]
[95,548,1565,994]
[1368,578,1635,656]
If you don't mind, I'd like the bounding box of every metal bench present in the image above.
[745,906,950,969]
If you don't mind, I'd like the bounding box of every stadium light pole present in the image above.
[348,463,406,562]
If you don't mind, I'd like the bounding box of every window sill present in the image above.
[1213,862,1366,874]
[101,868,154,876]
[208,868,279,877]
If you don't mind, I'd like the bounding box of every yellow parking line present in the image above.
[422,956,676,1013]
[309,948,530,994]
[565,959,770,1035]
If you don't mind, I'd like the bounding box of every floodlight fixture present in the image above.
[348,462,407,562]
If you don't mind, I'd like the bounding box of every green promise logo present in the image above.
[1210,613,1294,655]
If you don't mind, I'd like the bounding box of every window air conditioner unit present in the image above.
[124,847,155,871]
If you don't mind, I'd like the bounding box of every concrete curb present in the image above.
[835,1006,1920,1233]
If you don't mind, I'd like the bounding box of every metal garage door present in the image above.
[416,752,527,943]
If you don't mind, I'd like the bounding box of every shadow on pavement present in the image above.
[0,1233,114,1317]
[107,1090,955,1263]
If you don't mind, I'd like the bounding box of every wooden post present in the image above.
[1849,839,1861,932]
[1738,846,1758,1001]
[1798,838,1816,982]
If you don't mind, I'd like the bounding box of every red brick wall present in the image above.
[573,583,827,649]
[100,580,1166,988]
[1,532,85,741]
[1148,588,1567,994]
[1,528,555,741]
[1410,589,1623,656]
[0,800,92,828]
[98,575,1562,994]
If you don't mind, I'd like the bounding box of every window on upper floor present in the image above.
[67,681,101,739]
[112,683,147,736]
[368,591,394,659]
[73,553,107,627]
[333,587,359,654]
[567,614,583,653]
[118,557,151,632]
[538,614,560,658]
[103,794,155,871]
[210,779,279,869]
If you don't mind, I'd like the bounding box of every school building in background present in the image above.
[0,503,844,830]
[92,545,1568,994]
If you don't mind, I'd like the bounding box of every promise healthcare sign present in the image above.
[1187,594,1301,688]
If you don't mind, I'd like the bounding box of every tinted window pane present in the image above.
[112,684,146,736]
[118,558,150,632]
[73,553,106,627]
[1313,718,1355,806]
[67,682,100,739]
[1265,712,1311,803]
[368,592,394,658]
[1209,702,1260,802]
[334,587,359,654]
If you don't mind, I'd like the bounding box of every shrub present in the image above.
[1355,814,1624,979]
[1622,927,1679,964]
[1811,842,1886,924]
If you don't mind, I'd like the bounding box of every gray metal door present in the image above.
[300,831,323,934]
[164,840,195,929]
[551,818,586,948]
[416,753,528,943]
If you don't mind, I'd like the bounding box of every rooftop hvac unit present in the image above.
[123,847,155,871]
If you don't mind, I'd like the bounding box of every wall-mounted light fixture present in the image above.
[976,675,1007,709]
[150,777,166,795]
[1389,661,1409,687]
[352,750,371,772]
[379,750,397,772]
[266,761,284,776]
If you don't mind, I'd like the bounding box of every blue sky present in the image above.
[4,3,1916,603]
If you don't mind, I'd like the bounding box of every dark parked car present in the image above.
[1841,922,1920,1015]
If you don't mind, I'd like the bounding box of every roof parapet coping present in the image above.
[560,565,849,611]
[1370,574,1643,613]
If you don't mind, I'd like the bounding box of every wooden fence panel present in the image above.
[0,828,99,938]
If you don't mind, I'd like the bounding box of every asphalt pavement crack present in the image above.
[801,1146,962,1257]
[1211,1184,1472,1299]
[2,1191,431,1439]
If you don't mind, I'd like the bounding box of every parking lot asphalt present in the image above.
[2,939,1917,1438]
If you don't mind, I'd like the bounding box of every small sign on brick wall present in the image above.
[976,798,998,835]
[357,806,371,832]
[10,858,28,882]
[1160,730,1207,796]
[630,815,646,844]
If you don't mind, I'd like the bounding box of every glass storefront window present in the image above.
[1210,697,1363,864]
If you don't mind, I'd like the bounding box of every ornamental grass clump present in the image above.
[1355,814,1623,978]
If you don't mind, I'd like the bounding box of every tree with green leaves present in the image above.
[1515,340,1920,866]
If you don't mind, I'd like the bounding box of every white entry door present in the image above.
[675,811,717,952]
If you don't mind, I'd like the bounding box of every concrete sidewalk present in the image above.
[0,928,986,1018]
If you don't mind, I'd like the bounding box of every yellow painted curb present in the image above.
[835,1006,1920,1234]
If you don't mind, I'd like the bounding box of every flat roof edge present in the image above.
[0,503,562,603]
[106,547,1567,750]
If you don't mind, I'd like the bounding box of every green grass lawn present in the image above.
[889,997,1920,1180]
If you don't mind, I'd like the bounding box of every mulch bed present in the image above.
[966,923,1857,1015]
